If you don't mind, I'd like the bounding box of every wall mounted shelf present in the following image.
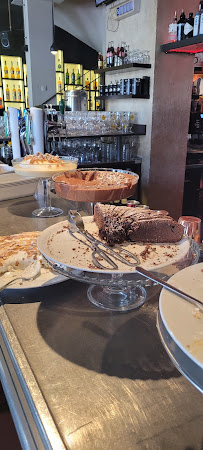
[95,62,151,74]
[97,94,150,100]
[161,35,203,54]
[47,124,146,138]
[2,78,23,81]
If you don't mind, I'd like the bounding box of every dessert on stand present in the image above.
[12,153,78,218]
[38,176,199,311]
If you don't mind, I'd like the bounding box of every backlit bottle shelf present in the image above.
[161,35,203,54]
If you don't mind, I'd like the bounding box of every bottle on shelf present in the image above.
[98,52,103,69]
[10,61,15,79]
[184,12,194,39]
[76,70,81,85]
[57,59,62,71]
[177,9,186,41]
[109,41,115,67]
[16,62,20,79]
[6,84,10,100]
[66,68,69,85]
[17,85,21,101]
[194,1,203,36]
[93,79,97,90]
[58,77,62,93]
[85,78,90,90]
[12,84,16,101]
[119,42,125,64]
[0,96,3,109]
[106,43,110,67]
[71,69,75,85]
[168,11,178,43]
[4,61,8,78]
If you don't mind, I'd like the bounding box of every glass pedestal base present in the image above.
[32,206,63,218]
[87,284,146,311]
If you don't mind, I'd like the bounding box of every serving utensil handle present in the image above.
[136,266,203,311]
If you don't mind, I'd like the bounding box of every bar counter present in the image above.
[0,196,203,449]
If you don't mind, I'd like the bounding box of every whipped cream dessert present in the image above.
[0,231,56,289]
[13,153,78,178]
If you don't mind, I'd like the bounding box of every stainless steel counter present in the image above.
[0,196,203,449]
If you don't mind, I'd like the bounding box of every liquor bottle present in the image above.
[184,12,194,39]
[109,41,114,67]
[199,2,203,34]
[93,79,97,90]
[16,63,20,79]
[12,84,16,101]
[58,77,62,93]
[10,61,15,79]
[0,96,3,109]
[177,9,186,41]
[71,69,75,85]
[106,42,110,67]
[66,69,69,85]
[85,78,90,90]
[57,59,61,71]
[76,70,81,85]
[119,42,125,63]
[4,61,8,78]
[17,85,21,101]
[194,1,203,36]
[98,52,103,69]
[6,84,10,100]
[168,11,178,42]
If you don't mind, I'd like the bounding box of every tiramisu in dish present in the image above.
[94,203,184,245]
[12,153,78,178]
[53,169,139,202]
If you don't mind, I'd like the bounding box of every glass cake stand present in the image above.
[12,156,78,218]
[37,220,200,312]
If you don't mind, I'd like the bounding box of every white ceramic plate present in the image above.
[0,267,68,290]
[37,217,191,274]
[159,263,203,368]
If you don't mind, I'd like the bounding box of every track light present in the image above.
[50,42,58,55]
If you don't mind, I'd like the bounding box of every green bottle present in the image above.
[71,69,75,85]
[66,69,69,85]
[76,70,81,85]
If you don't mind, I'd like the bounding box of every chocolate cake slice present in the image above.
[94,203,184,245]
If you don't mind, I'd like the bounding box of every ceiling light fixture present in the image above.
[50,0,58,55]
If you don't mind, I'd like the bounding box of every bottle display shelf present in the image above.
[97,94,150,100]
[4,101,24,103]
[95,62,151,74]
[56,71,64,73]
[2,78,23,81]
[65,84,83,87]
[161,35,203,54]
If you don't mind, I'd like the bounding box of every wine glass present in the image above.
[12,156,78,218]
